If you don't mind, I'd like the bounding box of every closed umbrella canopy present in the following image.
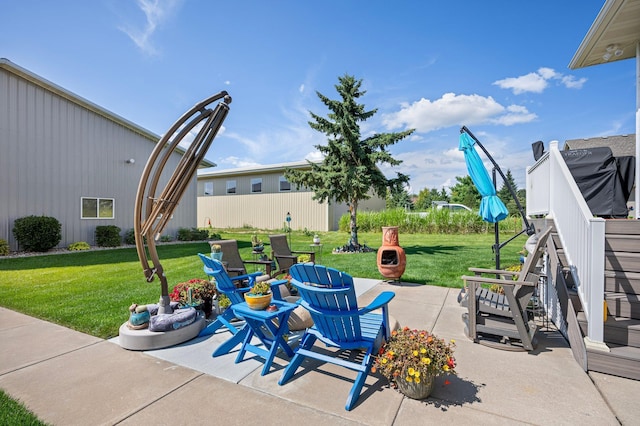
[458,132,508,223]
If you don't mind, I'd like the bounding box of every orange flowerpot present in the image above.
[244,293,272,310]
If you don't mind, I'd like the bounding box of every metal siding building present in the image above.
[0,59,204,250]
[197,162,386,231]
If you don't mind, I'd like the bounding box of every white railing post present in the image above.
[585,218,606,349]
[528,142,607,350]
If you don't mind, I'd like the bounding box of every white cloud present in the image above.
[491,105,537,126]
[381,92,536,132]
[305,150,324,162]
[217,156,261,168]
[119,0,182,56]
[561,75,587,89]
[494,67,587,94]
[493,72,548,94]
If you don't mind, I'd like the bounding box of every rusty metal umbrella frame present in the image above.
[134,92,231,315]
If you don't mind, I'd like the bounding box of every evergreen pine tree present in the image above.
[285,74,414,247]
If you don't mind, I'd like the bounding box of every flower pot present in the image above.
[244,292,272,310]
[202,298,213,318]
[211,252,223,261]
[395,372,436,400]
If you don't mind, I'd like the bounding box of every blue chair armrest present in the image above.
[267,279,288,300]
[358,291,395,314]
[229,271,263,284]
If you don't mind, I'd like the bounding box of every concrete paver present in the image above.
[0,281,637,425]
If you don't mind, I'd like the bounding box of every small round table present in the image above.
[310,243,323,263]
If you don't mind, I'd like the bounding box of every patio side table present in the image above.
[231,299,297,375]
[309,243,323,263]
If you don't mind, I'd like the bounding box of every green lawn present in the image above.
[0,390,48,425]
[0,230,526,339]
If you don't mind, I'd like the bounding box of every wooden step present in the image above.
[586,344,640,381]
[605,219,640,235]
[605,291,640,320]
[605,270,640,295]
[605,251,640,273]
[606,234,640,252]
[577,311,640,348]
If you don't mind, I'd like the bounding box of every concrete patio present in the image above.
[1,278,639,425]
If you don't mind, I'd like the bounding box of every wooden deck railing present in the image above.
[527,141,606,347]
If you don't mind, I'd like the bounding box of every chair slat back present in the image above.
[290,263,353,288]
[290,264,361,343]
[209,239,245,273]
[269,234,292,257]
[198,253,244,304]
[514,227,552,300]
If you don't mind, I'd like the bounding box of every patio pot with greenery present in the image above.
[372,327,456,400]
[244,281,272,310]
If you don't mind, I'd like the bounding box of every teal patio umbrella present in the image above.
[458,131,508,223]
[458,126,536,270]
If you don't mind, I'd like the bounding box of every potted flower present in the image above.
[170,278,217,317]
[216,293,231,314]
[372,327,456,399]
[210,244,223,261]
[251,234,264,253]
[313,234,321,244]
[244,280,272,310]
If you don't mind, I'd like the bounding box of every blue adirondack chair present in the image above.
[279,264,395,411]
[197,254,287,356]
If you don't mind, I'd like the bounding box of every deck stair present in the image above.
[557,220,640,380]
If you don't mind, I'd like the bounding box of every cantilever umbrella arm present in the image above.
[460,126,535,236]
[133,92,232,314]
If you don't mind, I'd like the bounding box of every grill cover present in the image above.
[561,147,633,218]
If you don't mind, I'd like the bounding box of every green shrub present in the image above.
[124,228,136,245]
[124,228,150,245]
[338,208,521,235]
[0,239,9,256]
[12,215,62,252]
[177,227,208,241]
[160,234,173,242]
[95,225,121,247]
[68,241,90,251]
[206,229,222,240]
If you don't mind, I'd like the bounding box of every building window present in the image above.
[226,180,236,194]
[279,175,291,192]
[251,178,262,193]
[204,181,213,196]
[81,197,114,219]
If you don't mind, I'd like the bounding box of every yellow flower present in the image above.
[443,365,450,372]
[415,377,421,384]
[422,357,431,365]
[408,367,415,376]
[420,347,426,354]
[450,339,456,344]
[414,370,420,378]
[381,358,387,364]
[413,350,418,356]
[406,376,413,382]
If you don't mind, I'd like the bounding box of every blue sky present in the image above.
[1,1,636,193]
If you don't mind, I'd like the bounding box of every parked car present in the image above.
[435,203,472,212]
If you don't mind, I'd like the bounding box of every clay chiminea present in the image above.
[376,226,406,280]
